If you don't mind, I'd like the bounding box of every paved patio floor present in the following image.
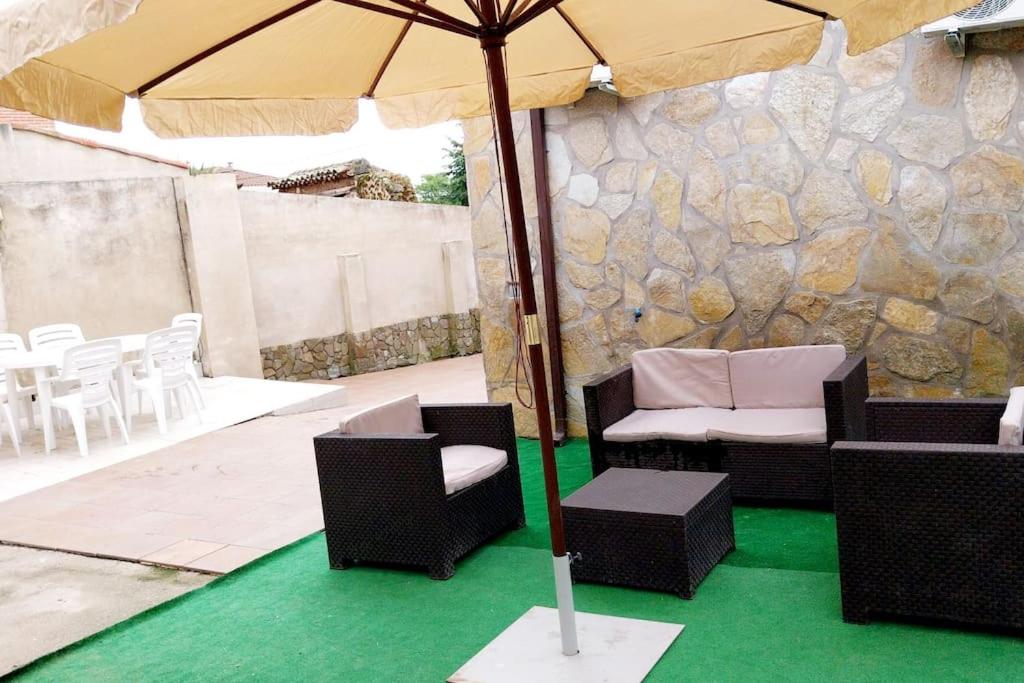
[0,375,344,502]
[0,355,486,574]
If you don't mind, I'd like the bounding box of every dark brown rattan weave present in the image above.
[865,397,1007,444]
[831,439,1024,631]
[563,469,734,598]
[313,403,525,580]
[583,355,868,506]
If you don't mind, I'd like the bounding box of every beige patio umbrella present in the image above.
[0,0,978,666]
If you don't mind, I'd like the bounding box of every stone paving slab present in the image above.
[0,355,486,573]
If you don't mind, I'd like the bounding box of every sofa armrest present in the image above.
[583,366,634,435]
[823,354,868,444]
[582,366,634,475]
[420,403,519,476]
[864,397,1006,444]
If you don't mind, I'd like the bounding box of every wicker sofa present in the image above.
[313,398,525,580]
[831,397,1024,631]
[583,345,868,506]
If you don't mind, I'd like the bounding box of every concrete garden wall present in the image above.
[466,24,1024,437]
[0,149,477,380]
[239,191,480,380]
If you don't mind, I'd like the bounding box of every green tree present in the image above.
[417,138,468,206]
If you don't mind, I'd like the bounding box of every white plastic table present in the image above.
[0,334,146,454]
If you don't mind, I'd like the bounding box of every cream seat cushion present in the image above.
[338,394,424,434]
[729,345,846,409]
[440,445,508,495]
[632,348,733,409]
[998,387,1024,446]
[603,407,735,443]
[707,408,828,444]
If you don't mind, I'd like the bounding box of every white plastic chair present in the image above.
[171,313,206,409]
[129,326,203,435]
[45,339,129,458]
[28,323,85,351]
[0,334,36,430]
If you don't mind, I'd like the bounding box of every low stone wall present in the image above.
[260,310,481,381]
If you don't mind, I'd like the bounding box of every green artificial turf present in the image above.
[12,439,1022,682]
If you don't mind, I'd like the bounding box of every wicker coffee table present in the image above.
[563,468,734,598]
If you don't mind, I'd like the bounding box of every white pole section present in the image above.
[553,554,580,656]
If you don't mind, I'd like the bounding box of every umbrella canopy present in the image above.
[0,0,975,137]
[1,0,978,659]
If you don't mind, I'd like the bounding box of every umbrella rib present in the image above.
[364,5,421,97]
[461,0,486,24]
[506,0,530,24]
[554,6,605,65]
[377,0,480,31]
[763,0,830,19]
[331,0,479,36]
[500,0,520,24]
[507,0,564,32]
[136,0,323,95]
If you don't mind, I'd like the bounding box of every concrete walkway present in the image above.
[0,545,212,675]
[0,355,486,574]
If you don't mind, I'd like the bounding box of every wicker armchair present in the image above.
[313,403,525,580]
[831,397,1024,631]
[583,353,868,506]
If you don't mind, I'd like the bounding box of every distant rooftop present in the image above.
[1,106,189,170]
[268,159,374,192]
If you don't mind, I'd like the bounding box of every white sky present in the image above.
[56,98,463,183]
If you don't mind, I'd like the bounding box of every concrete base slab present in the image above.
[448,607,683,683]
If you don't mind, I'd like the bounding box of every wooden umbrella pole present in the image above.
[479,0,579,657]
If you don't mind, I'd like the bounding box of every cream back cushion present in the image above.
[338,394,424,435]
[632,348,733,409]
[729,345,846,409]
[998,387,1024,446]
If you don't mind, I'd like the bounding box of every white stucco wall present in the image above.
[238,192,477,348]
[0,177,193,339]
[0,127,188,183]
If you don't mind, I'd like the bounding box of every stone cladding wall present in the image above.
[466,24,1024,436]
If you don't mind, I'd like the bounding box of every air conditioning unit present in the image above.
[921,0,1024,56]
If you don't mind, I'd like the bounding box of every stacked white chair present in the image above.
[0,334,36,429]
[28,323,86,430]
[129,326,203,435]
[0,335,27,457]
[28,323,85,352]
[46,339,129,458]
[171,313,206,408]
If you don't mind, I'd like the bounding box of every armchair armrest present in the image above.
[864,397,1006,444]
[823,354,868,444]
[420,403,518,475]
[313,431,447,513]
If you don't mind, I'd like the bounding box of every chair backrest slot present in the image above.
[59,339,122,409]
[145,326,197,384]
[0,333,27,391]
[29,324,85,352]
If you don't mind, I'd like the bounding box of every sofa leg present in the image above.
[429,560,456,581]
[330,556,354,570]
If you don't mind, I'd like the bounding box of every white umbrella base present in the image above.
[447,606,683,683]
